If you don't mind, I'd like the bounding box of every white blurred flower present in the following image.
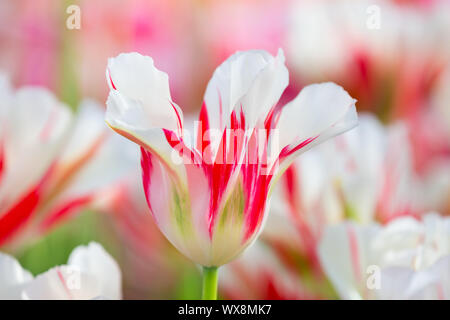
[268,114,421,242]
[0,74,133,248]
[0,242,122,300]
[318,213,450,299]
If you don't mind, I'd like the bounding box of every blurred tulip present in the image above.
[105,49,357,267]
[0,242,121,299]
[0,75,130,249]
[267,115,422,271]
[318,213,450,299]
[221,242,318,300]
[260,112,449,301]
[378,255,449,299]
[286,0,450,120]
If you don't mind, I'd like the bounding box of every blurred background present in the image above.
[0,0,449,299]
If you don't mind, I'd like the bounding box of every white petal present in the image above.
[372,216,424,268]
[277,82,357,154]
[337,114,387,223]
[106,52,182,133]
[204,49,288,131]
[22,266,100,300]
[105,88,186,180]
[0,87,72,211]
[318,222,380,299]
[268,82,357,181]
[0,252,33,299]
[68,242,122,300]
[49,100,136,214]
[379,256,450,299]
[59,99,106,163]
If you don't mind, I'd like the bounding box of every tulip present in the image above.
[0,242,121,299]
[318,213,450,299]
[0,74,130,249]
[265,114,408,274]
[105,49,357,299]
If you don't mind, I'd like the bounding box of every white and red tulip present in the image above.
[318,213,450,299]
[105,49,357,267]
[0,242,121,300]
[0,75,130,249]
[264,113,442,288]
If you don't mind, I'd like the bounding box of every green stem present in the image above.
[202,266,219,300]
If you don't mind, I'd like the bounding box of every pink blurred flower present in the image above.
[286,0,450,120]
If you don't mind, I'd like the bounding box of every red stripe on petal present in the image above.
[437,283,445,300]
[39,194,93,232]
[163,129,201,165]
[347,225,362,283]
[40,109,59,141]
[56,267,74,300]
[283,165,300,214]
[0,141,4,184]
[264,105,277,140]
[108,69,117,90]
[243,170,272,241]
[198,102,211,158]
[140,147,154,215]
[278,136,317,161]
[170,102,183,134]
[0,188,40,246]
[0,164,54,246]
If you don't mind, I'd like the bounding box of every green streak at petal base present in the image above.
[343,202,360,222]
[217,182,245,231]
[171,187,193,236]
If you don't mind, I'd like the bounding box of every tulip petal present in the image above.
[379,256,450,299]
[275,82,357,171]
[106,52,183,132]
[0,87,72,211]
[0,252,33,299]
[203,49,288,133]
[21,266,99,300]
[106,87,185,179]
[68,242,122,300]
[39,101,135,231]
[318,222,380,299]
